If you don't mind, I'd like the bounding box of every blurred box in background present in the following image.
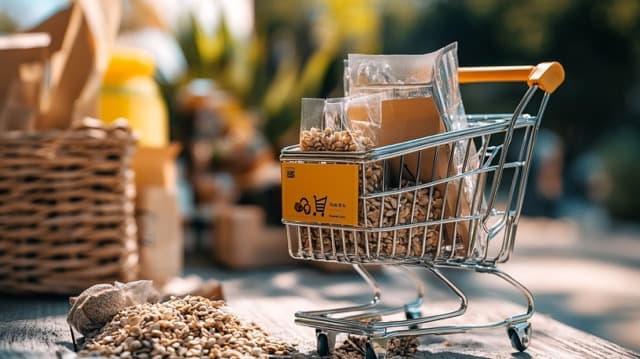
[213,204,294,269]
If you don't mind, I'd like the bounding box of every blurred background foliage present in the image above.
[180,0,640,222]
[1,0,638,222]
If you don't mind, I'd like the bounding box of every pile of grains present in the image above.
[300,127,374,151]
[79,296,296,358]
[332,336,419,358]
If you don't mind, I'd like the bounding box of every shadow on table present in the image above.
[187,264,386,304]
[56,339,76,352]
[511,353,533,359]
[0,349,76,359]
[416,352,491,358]
[438,268,640,352]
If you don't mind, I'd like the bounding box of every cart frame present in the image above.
[280,62,564,358]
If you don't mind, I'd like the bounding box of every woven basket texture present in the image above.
[0,119,138,294]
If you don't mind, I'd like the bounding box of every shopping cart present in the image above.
[280,62,564,358]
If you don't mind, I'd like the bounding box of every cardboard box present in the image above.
[213,205,294,269]
[136,186,183,286]
[131,143,183,285]
[378,97,476,253]
[131,143,180,193]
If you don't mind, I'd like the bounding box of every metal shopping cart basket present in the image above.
[280,62,565,358]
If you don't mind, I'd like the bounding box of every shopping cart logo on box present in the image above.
[293,195,328,217]
[313,195,327,217]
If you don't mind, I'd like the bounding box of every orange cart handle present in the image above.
[459,61,565,93]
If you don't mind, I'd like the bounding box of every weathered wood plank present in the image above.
[0,295,73,358]
[230,296,639,359]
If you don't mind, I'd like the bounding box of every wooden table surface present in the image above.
[1,264,638,359]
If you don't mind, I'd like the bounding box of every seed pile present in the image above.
[332,336,419,358]
[79,296,296,358]
[300,127,374,151]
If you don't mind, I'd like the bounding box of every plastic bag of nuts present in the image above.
[343,43,483,257]
[299,95,381,152]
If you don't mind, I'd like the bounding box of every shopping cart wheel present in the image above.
[508,322,532,352]
[365,342,377,359]
[315,330,335,357]
[404,307,422,329]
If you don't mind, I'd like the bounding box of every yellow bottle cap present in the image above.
[102,47,155,84]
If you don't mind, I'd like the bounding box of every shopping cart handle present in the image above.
[459,62,565,93]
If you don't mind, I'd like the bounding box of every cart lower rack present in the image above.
[280,62,564,358]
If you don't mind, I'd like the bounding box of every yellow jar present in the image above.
[99,48,168,147]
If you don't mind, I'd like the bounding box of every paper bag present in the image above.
[377,97,475,254]
[23,1,121,130]
[0,33,50,131]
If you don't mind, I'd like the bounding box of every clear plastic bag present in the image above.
[299,94,383,152]
[344,43,487,254]
[345,42,466,131]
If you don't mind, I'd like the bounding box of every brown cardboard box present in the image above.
[131,143,183,285]
[136,186,183,286]
[213,205,294,269]
[131,143,181,193]
[378,97,474,253]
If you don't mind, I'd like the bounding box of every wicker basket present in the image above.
[0,119,138,294]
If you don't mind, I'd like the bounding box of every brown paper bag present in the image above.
[377,97,475,254]
[0,33,51,132]
[24,1,121,130]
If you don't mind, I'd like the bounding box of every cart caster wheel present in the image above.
[365,342,377,359]
[317,333,330,356]
[315,330,335,357]
[405,308,421,329]
[508,322,532,352]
